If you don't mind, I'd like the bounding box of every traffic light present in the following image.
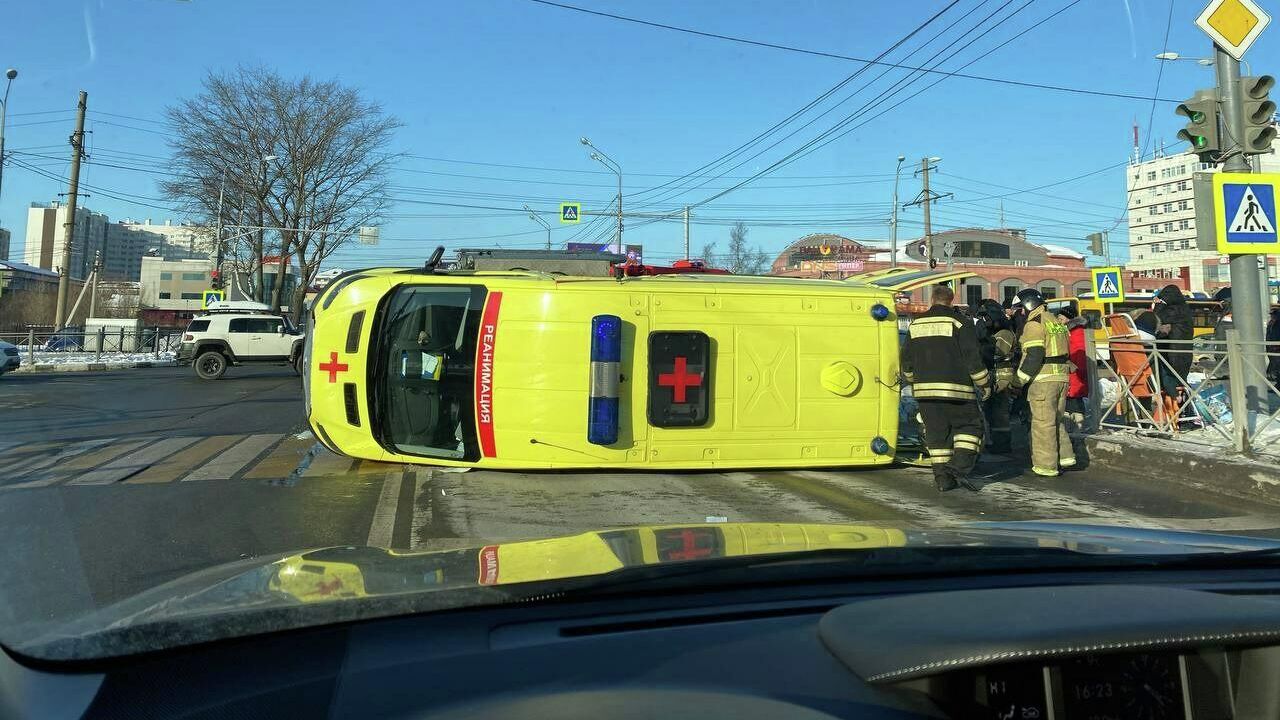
[1176,90,1220,160]
[1086,232,1105,256]
[1238,75,1277,155]
[210,269,224,291]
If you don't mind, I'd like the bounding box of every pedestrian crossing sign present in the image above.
[201,290,226,309]
[1214,172,1280,254]
[1091,266,1125,301]
[560,202,581,224]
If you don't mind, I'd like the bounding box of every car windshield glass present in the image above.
[6,0,1280,669]
[371,284,484,460]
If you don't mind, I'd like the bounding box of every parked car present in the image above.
[0,340,20,374]
[176,302,305,380]
[42,328,84,351]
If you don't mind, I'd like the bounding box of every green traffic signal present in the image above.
[1175,90,1220,158]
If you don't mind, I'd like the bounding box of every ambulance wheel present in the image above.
[195,351,227,380]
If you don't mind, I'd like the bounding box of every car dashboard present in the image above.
[6,569,1280,719]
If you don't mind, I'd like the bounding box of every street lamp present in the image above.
[580,136,622,252]
[523,204,552,250]
[1155,51,1218,68]
[0,68,18,228]
[890,155,905,269]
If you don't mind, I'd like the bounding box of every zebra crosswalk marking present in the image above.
[69,437,202,486]
[181,434,281,482]
[125,435,246,484]
[10,439,151,489]
[0,438,113,481]
[241,436,315,480]
[300,449,359,478]
[0,441,70,475]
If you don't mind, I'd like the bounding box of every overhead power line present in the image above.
[524,0,1177,103]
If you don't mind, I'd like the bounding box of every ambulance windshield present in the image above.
[370,285,487,461]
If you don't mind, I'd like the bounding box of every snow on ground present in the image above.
[24,351,176,365]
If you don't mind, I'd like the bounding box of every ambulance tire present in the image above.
[195,351,228,380]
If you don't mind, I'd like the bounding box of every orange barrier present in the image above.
[1103,314,1180,427]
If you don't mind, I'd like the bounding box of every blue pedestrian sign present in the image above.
[560,202,581,224]
[1090,266,1125,302]
[1214,172,1280,254]
[201,289,226,309]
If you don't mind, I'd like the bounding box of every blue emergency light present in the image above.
[871,436,892,455]
[588,315,622,445]
[870,303,891,321]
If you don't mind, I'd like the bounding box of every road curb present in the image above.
[11,360,178,374]
[1083,433,1280,505]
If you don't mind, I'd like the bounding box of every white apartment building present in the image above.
[1126,149,1280,296]
[23,201,110,281]
[22,202,212,282]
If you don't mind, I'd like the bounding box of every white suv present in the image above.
[177,303,305,380]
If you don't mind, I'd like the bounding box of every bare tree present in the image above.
[706,222,769,275]
[162,67,400,317]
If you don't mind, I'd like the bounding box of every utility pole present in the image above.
[88,252,100,318]
[905,156,952,269]
[1214,43,1269,433]
[54,91,87,330]
[921,159,933,263]
[890,155,905,268]
[683,205,691,260]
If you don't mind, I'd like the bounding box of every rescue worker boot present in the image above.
[932,466,959,492]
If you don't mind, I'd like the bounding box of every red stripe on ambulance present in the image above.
[478,545,500,585]
[474,291,502,457]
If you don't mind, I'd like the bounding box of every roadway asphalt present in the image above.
[2,365,1280,636]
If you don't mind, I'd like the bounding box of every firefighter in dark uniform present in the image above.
[976,300,1017,454]
[1010,288,1075,476]
[902,284,991,492]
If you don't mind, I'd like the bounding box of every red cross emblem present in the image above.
[313,577,344,596]
[318,351,349,383]
[657,356,702,403]
[663,529,715,561]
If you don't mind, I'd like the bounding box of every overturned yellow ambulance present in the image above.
[302,264,964,470]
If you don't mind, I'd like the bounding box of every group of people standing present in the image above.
[900,284,1089,492]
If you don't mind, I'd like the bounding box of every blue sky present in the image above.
[1,0,1267,270]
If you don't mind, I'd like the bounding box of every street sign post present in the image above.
[1214,172,1280,254]
[201,290,226,309]
[1091,267,1125,302]
[559,202,581,224]
[1196,0,1271,59]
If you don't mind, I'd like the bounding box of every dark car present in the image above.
[41,328,85,352]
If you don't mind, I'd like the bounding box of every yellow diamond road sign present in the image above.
[1196,0,1270,59]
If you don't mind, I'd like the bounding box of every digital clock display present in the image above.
[1060,653,1186,720]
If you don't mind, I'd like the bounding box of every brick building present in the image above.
[769,229,1121,306]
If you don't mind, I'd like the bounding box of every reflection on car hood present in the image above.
[24,521,1280,661]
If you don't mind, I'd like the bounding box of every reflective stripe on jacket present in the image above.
[1015,305,1069,386]
[901,304,990,400]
